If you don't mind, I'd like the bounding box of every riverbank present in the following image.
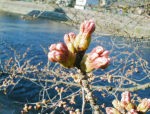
[0,0,150,38]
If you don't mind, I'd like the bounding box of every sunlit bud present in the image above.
[23,104,28,112]
[55,86,59,91]
[70,95,76,104]
[48,43,68,62]
[107,74,113,83]
[106,107,121,114]
[75,109,80,114]
[42,99,47,105]
[48,43,76,68]
[80,19,95,34]
[28,105,32,110]
[34,103,41,110]
[80,46,110,72]
[125,103,136,111]
[127,109,138,114]
[137,98,150,113]
[72,74,81,83]
[74,20,95,51]
[69,111,75,114]
[64,32,76,53]
[112,99,124,112]
[61,52,76,68]
[58,101,66,107]
[60,87,64,93]
[74,32,91,51]
[121,91,131,107]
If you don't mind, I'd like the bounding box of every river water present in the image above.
[0,12,150,114]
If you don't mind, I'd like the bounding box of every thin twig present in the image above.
[81,87,85,114]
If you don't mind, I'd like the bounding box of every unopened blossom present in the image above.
[112,100,125,113]
[48,43,68,62]
[74,20,95,51]
[121,91,131,107]
[64,32,76,53]
[48,43,76,68]
[137,98,150,113]
[80,46,110,72]
[106,107,121,114]
[127,109,138,114]
[125,103,136,111]
[80,19,95,34]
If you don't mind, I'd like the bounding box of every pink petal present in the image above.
[95,46,104,54]
[91,46,104,54]
[101,50,110,57]
[89,53,99,61]
[64,34,70,44]
[48,52,56,62]
[93,57,109,69]
[69,32,76,42]
[80,23,85,33]
[49,44,56,51]
[56,43,67,52]
[121,91,131,104]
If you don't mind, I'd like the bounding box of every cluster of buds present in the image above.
[34,99,50,110]
[21,104,32,114]
[71,74,81,83]
[87,73,95,82]
[106,91,150,114]
[58,101,67,108]
[48,20,110,73]
[80,46,110,72]
[34,102,41,110]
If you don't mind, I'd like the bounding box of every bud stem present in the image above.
[79,72,103,114]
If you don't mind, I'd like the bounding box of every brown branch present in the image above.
[78,73,103,114]
[1,71,149,93]
[17,75,150,92]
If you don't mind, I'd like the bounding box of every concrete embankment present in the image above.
[0,0,150,38]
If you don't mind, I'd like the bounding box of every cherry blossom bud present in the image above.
[112,100,124,112]
[137,98,150,113]
[127,109,138,114]
[121,91,131,107]
[48,43,68,62]
[106,107,121,114]
[125,103,136,111]
[80,46,110,72]
[48,43,76,68]
[64,32,76,53]
[74,20,95,51]
[80,19,95,34]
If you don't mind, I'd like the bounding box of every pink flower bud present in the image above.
[64,32,76,53]
[74,20,95,51]
[121,91,131,107]
[112,100,124,112]
[48,43,76,68]
[106,107,121,114]
[127,109,138,114]
[137,98,150,113]
[80,46,110,72]
[80,20,95,34]
[48,43,68,62]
